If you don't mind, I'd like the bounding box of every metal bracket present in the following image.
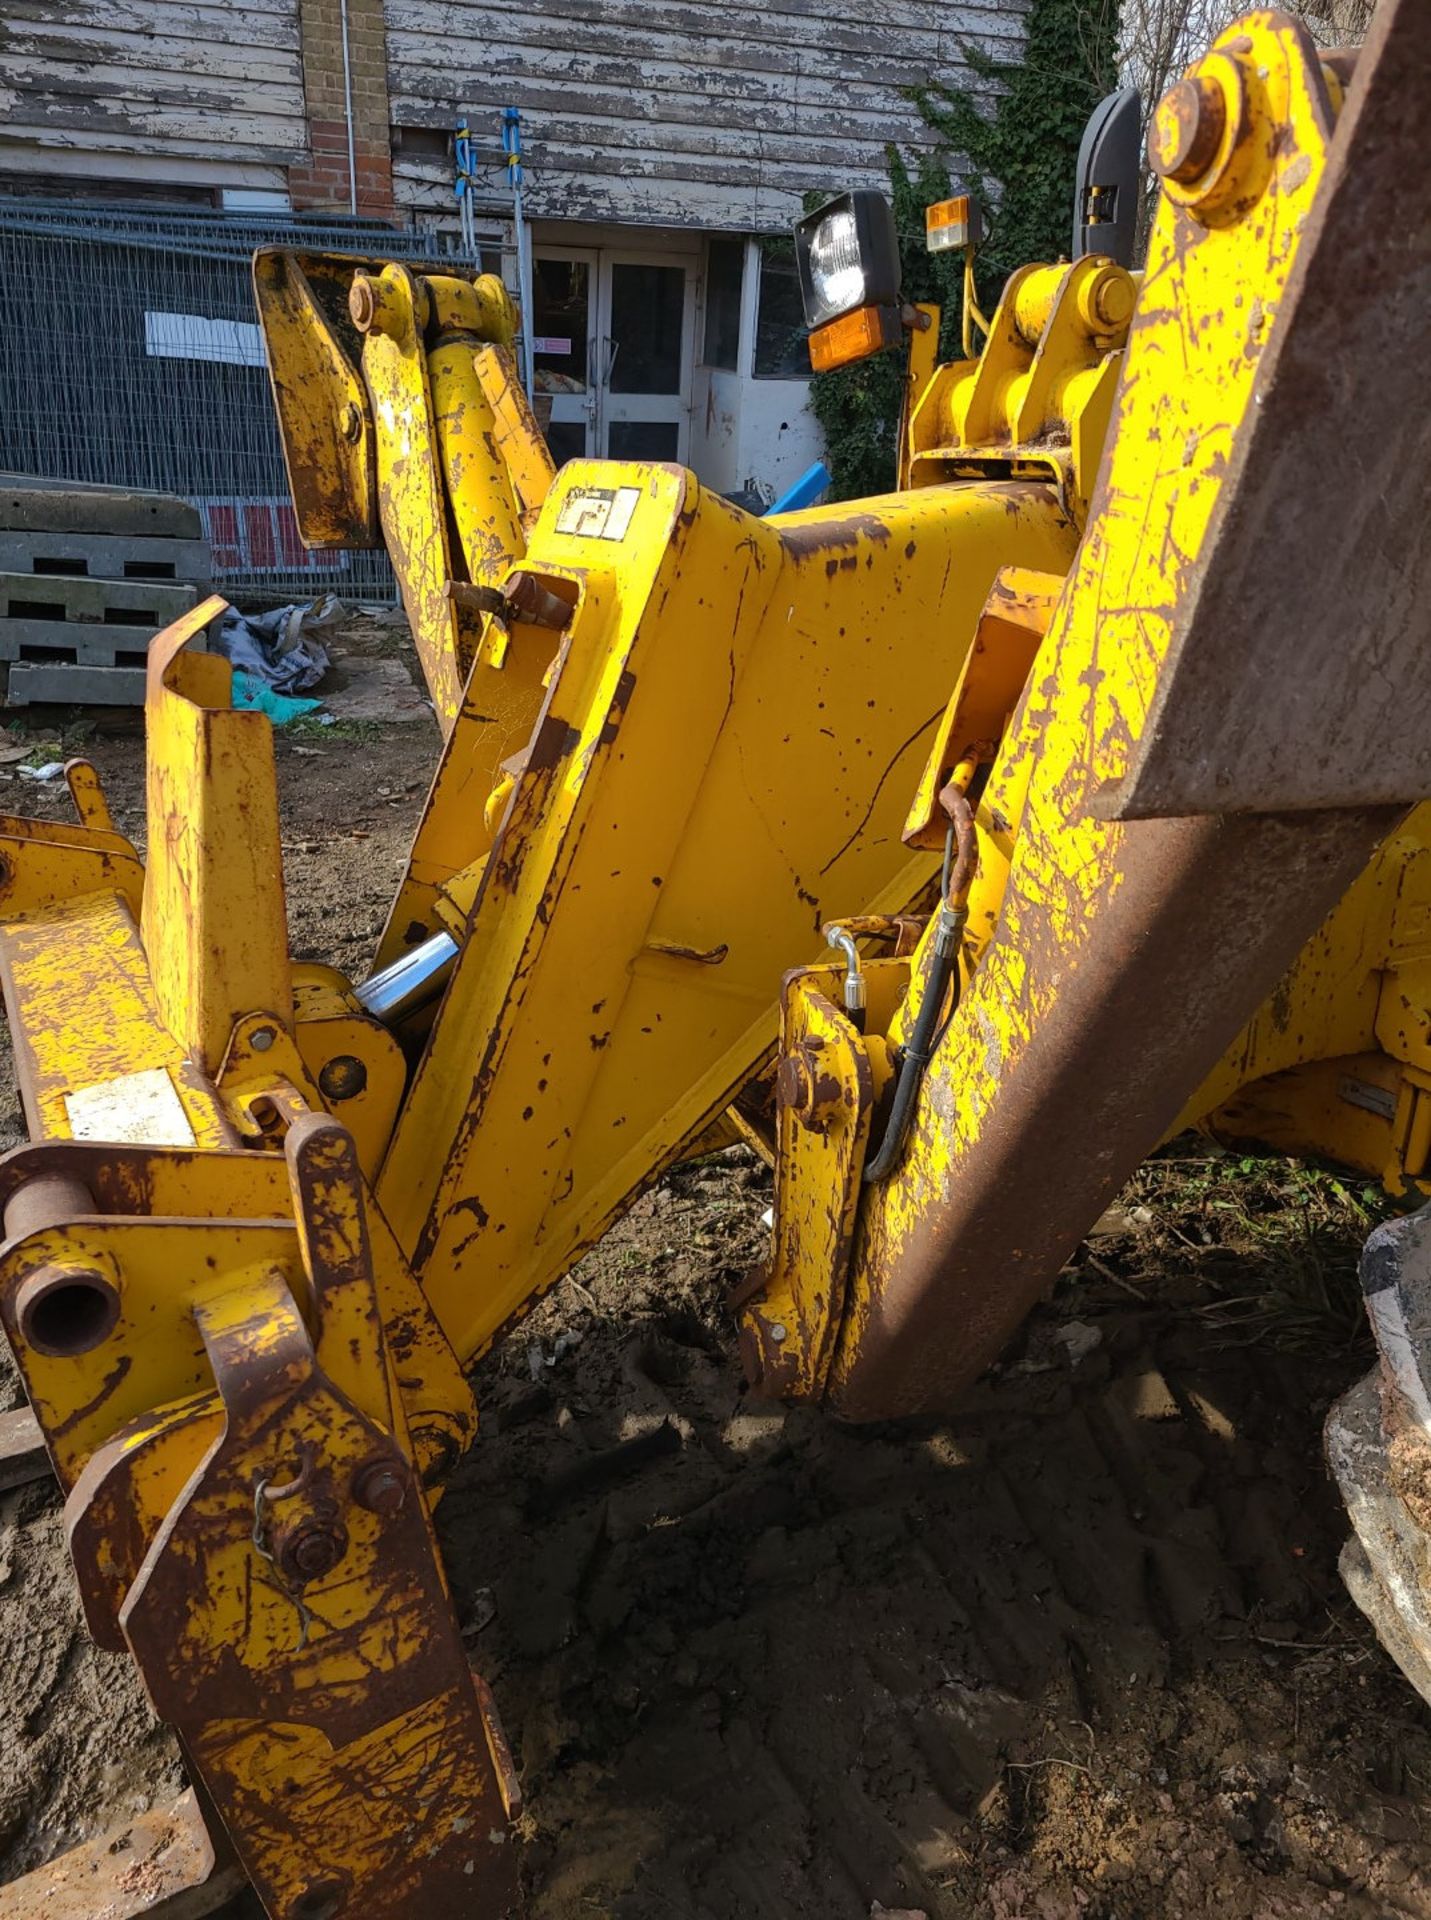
[735,973,885,1400]
[2,1119,511,1918]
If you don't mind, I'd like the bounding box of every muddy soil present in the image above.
[0,618,1430,1917]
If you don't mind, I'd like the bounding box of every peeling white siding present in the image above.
[0,0,308,187]
[388,0,1031,231]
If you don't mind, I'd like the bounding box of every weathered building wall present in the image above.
[386,0,1031,231]
[0,0,309,194]
[289,0,396,214]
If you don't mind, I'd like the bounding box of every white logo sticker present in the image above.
[555,485,641,542]
[65,1067,197,1147]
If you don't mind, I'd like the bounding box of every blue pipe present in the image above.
[765,461,832,516]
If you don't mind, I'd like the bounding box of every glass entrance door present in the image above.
[530,251,597,465]
[530,248,695,466]
[596,254,695,463]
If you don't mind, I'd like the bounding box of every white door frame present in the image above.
[595,248,697,461]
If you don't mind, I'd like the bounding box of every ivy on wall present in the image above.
[809,0,1122,501]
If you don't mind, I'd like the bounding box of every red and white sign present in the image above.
[197,498,351,576]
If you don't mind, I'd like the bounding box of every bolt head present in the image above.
[318,1053,368,1103]
[1149,74,1226,185]
[340,401,363,444]
[769,1322,788,1344]
[775,1053,813,1114]
[1091,271,1135,332]
[250,1026,276,1053]
[279,1522,348,1585]
[353,1459,407,1517]
[348,274,377,332]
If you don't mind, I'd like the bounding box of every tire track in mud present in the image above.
[450,1157,1431,1920]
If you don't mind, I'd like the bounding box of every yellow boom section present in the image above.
[5,9,1428,1906]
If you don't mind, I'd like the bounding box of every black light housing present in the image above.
[1072,88,1142,269]
[793,191,901,332]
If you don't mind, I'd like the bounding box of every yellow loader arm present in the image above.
[741,2,1431,1708]
[254,248,553,729]
[0,4,1428,1911]
[742,7,1431,1415]
[0,155,1111,1919]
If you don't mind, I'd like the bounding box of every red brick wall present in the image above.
[290,0,395,216]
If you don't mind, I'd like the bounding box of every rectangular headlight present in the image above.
[793,191,901,331]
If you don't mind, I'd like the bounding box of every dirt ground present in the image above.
[1,616,1430,1917]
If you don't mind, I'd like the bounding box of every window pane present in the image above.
[546,420,586,465]
[608,263,685,395]
[703,237,743,371]
[607,420,680,459]
[531,258,589,393]
[754,244,810,380]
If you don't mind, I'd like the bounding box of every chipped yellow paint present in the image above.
[291,970,407,1178]
[473,340,557,524]
[67,1392,228,1650]
[0,888,233,1148]
[0,782,144,927]
[741,967,899,1400]
[0,21,1404,1900]
[374,588,565,972]
[831,17,1345,1390]
[253,249,377,550]
[0,1115,500,1909]
[110,1233,517,1915]
[1189,802,1431,1193]
[0,1216,300,1487]
[354,264,470,727]
[426,277,526,602]
[143,601,293,1078]
[349,265,535,734]
[745,14,1431,1409]
[377,457,1079,1363]
[907,254,1135,525]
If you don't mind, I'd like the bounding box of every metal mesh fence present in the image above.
[0,198,484,601]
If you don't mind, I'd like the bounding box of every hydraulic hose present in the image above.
[862,782,975,1184]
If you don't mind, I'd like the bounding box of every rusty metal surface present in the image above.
[831,806,1395,1420]
[252,250,379,551]
[3,1171,94,1241]
[819,12,1414,1420]
[104,1119,520,1918]
[1099,0,1431,817]
[737,977,879,1400]
[0,1790,243,1920]
[0,1139,285,1220]
[0,1122,492,1907]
